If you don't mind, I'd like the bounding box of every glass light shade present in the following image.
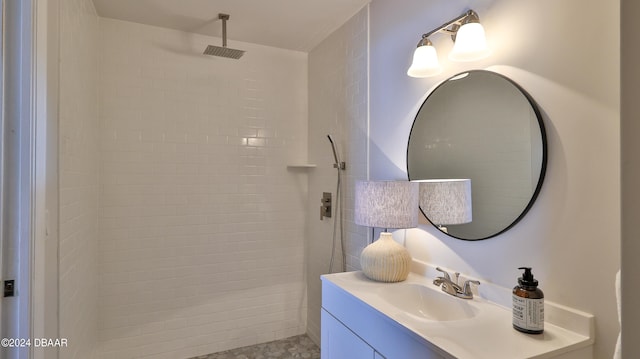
[416,179,472,225]
[449,22,491,62]
[407,45,442,78]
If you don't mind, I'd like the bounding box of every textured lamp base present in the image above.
[360,232,412,282]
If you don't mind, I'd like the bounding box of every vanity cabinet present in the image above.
[322,275,446,359]
[321,307,444,359]
[321,309,378,358]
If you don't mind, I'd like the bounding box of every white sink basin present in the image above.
[377,283,478,321]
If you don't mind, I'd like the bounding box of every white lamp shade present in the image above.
[355,181,419,229]
[407,45,442,78]
[417,179,472,225]
[448,22,491,62]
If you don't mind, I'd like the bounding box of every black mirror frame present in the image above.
[406,70,548,240]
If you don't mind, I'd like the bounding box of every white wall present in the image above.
[58,0,100,358]
[95,18,308,359]
[306,6,369,345]
[44,0,61,357]
[621,0,640,357]
[369,1,619,358]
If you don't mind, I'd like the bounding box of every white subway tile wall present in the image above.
[59,0,366,356]
[59,0,100,358]
[94,19,309,359]
[306,6,369,345]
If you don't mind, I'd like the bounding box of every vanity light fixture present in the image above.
[407,10,490,78]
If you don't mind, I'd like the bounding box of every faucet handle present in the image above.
[435,267,451,281]
[461,280,481,297]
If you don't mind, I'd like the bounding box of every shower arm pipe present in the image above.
[219,13,229,47]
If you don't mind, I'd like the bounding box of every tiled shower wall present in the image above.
[95,19,309,358]
[306,6,369,344]
[58,0,99,358]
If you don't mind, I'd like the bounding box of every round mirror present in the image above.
[407,70,547,240]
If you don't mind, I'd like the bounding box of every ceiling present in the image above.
[92,0,371,52]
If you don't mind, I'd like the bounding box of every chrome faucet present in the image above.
[434,267,462,296]
[433,267,480,299]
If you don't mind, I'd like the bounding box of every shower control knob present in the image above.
[321,192,332,220]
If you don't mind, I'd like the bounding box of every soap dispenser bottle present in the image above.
[512,267,544,334]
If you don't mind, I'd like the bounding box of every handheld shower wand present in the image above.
[326,135,346,273]
[327,135,346,170]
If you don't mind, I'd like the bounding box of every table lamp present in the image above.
[354,180,419,282]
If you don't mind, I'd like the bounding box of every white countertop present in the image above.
[322,270,594,359]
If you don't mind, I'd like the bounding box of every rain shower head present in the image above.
[203,13,245,59]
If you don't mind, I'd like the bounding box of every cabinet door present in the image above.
[322,309,375,359]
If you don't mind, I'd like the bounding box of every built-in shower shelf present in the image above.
[287,164,317,169]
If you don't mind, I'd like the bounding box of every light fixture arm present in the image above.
[408,9,489,77]
[419,10,480,43]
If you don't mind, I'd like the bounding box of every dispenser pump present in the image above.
[518,267,538,287]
